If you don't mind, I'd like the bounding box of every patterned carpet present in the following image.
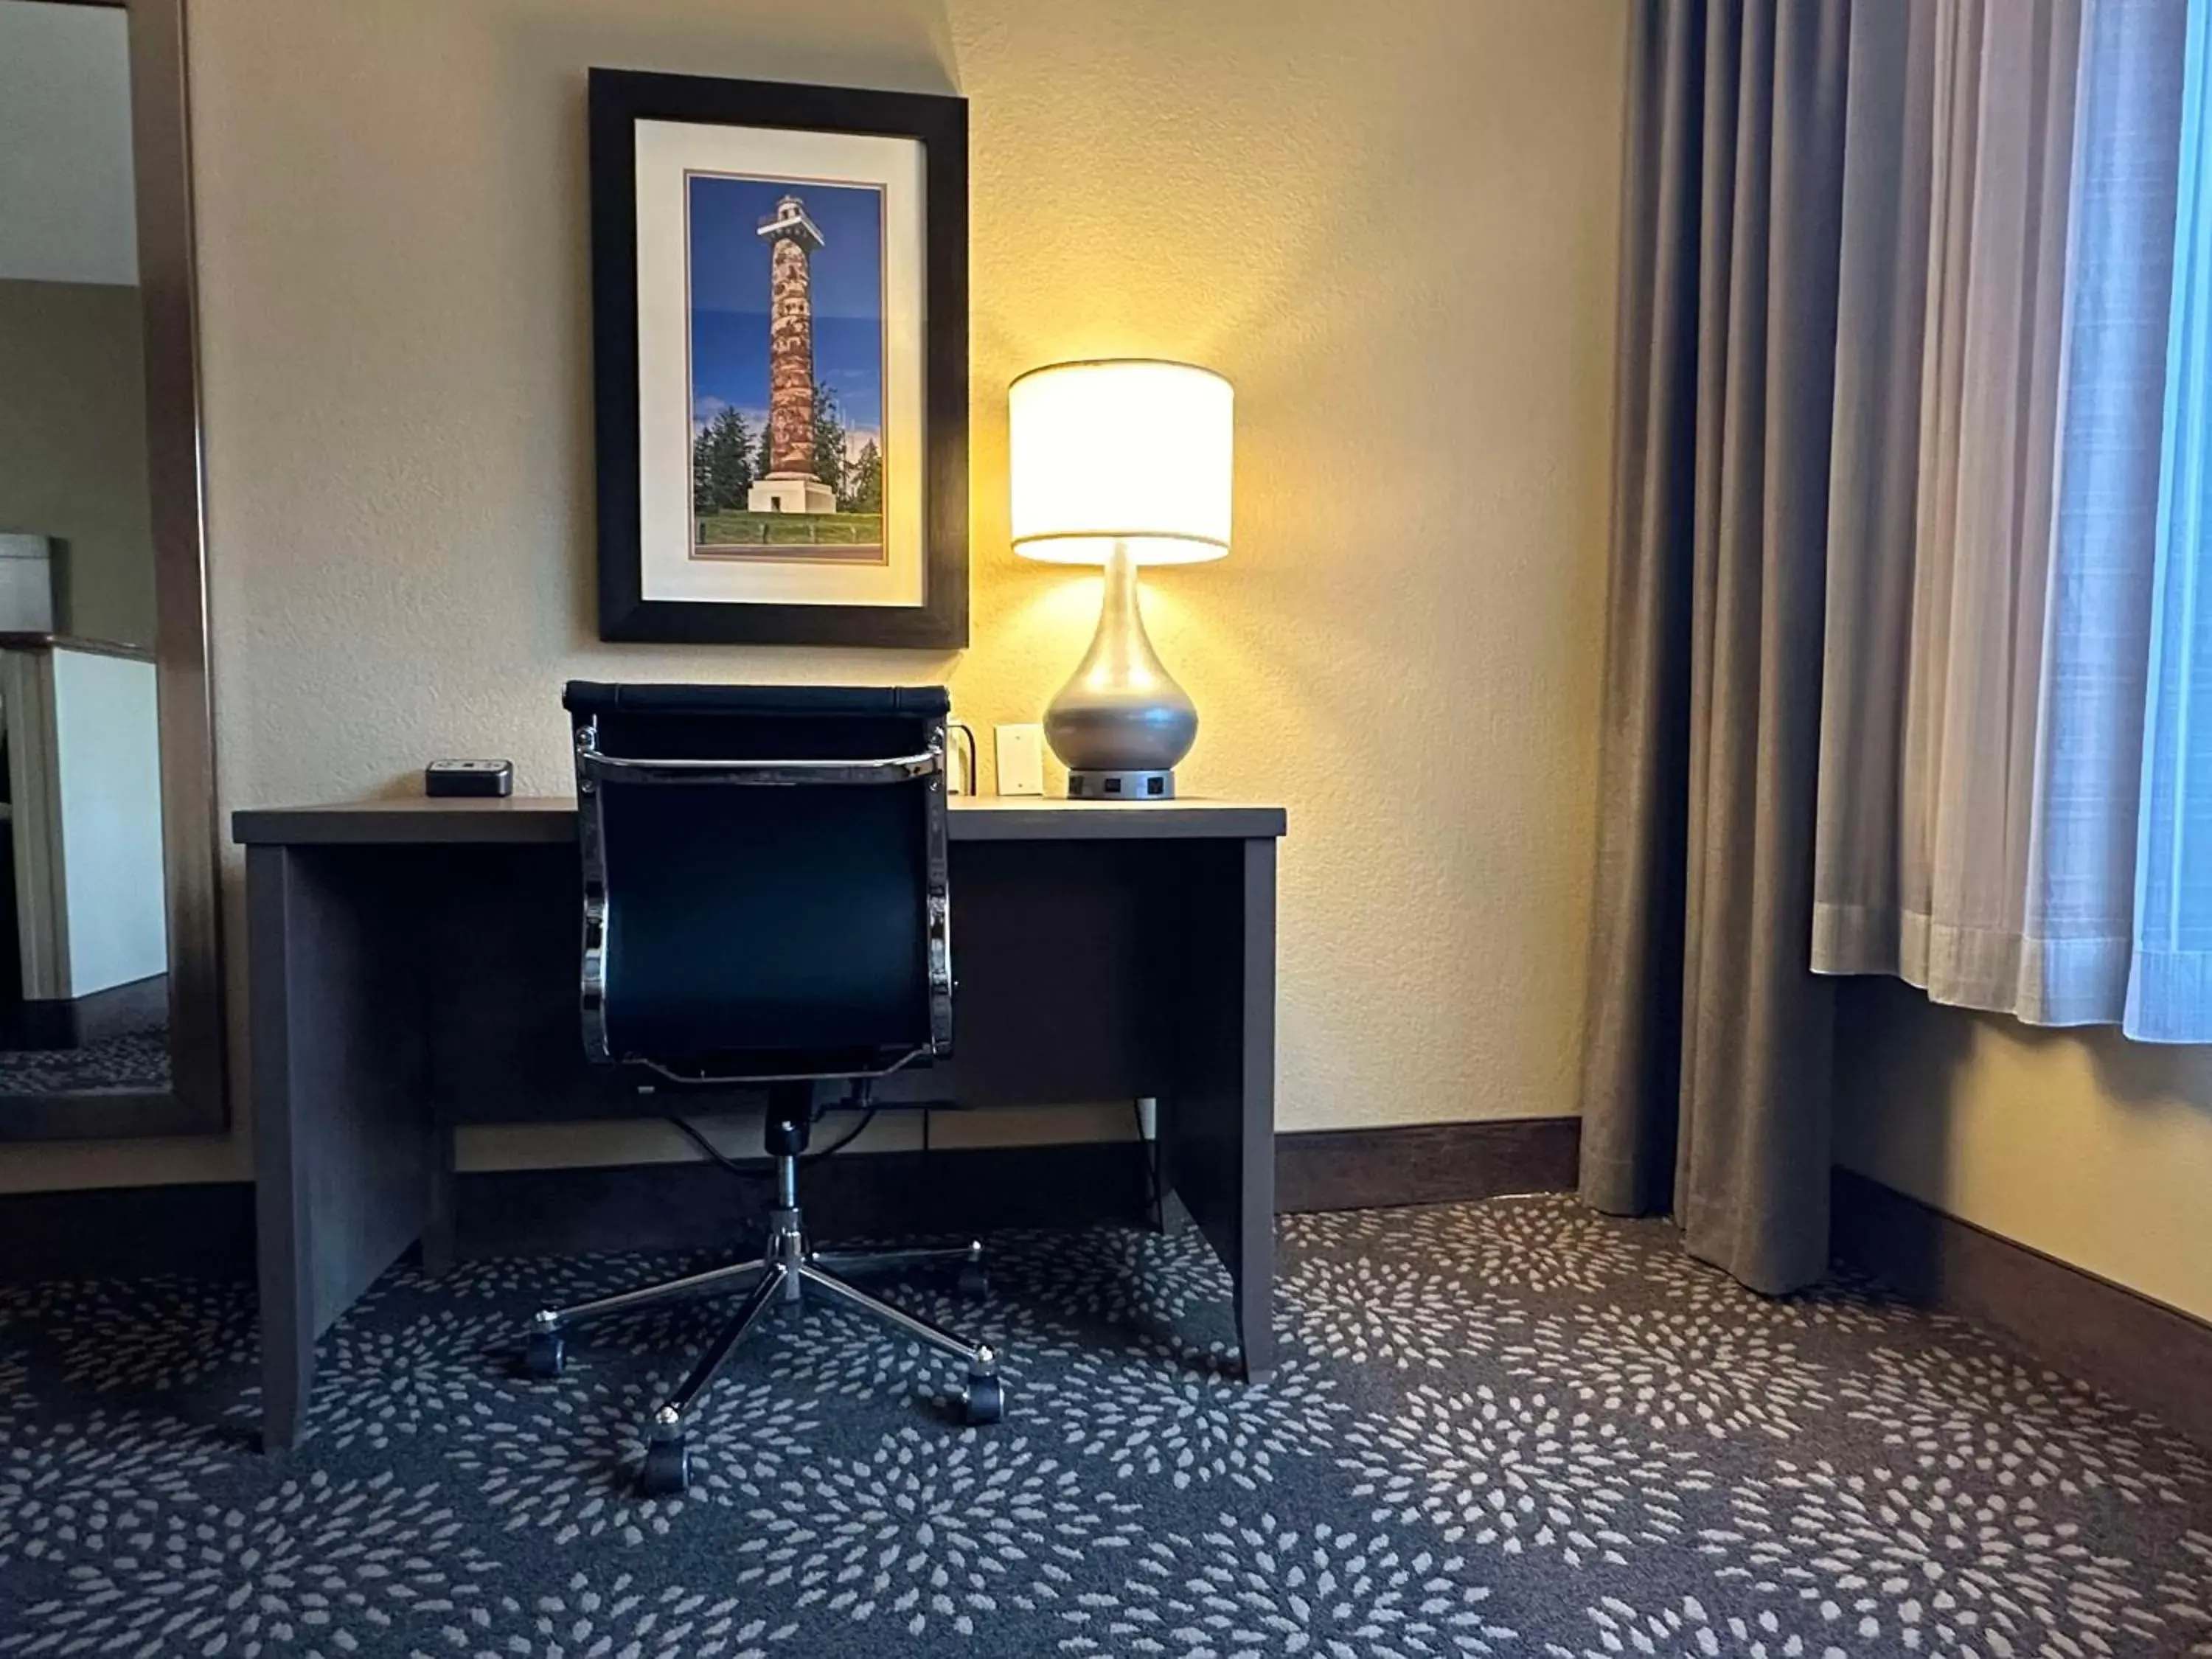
[1,1193,2207,1658]
[0,1026,170,1095]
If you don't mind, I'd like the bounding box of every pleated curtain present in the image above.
[1583,0,2212,1296]
[1579,0,1849,1296]
[1812,0,2212,1040]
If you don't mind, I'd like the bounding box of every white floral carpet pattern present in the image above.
[1,1194,2207,1658]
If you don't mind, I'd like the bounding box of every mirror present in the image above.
[0,0,221,1138]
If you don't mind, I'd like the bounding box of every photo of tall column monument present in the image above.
[686,174,886,560]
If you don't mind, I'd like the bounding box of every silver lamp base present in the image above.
[1066,768,1175,801]
[1043,538,1197,800]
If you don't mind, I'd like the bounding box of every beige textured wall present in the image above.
[0,0,1627,1191]
[0,278,158,647]
[1836,978,2212,1323]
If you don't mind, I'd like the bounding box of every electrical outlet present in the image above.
[994,723,1045,796]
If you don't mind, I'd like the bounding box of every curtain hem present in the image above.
[1810,899,2131,1026]
[2123,948,2212,1040]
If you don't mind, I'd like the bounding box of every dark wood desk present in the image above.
[234,795,1284,1451]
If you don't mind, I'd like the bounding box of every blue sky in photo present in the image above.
[689,174,884,446]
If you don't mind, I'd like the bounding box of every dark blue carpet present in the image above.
[1,1194,2206,1657]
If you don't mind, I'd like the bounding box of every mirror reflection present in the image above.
[0,0,170,1099]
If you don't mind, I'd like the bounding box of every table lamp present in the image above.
[1009,358,1232,800]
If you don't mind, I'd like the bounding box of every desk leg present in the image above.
[251,847,313,1453]
[421,1124,457,1278]
[1163,837,1277,1383]
[249,845,435,1452]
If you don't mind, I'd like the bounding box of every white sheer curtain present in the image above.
[1813,0,2212,1040]
[2132,0,2212,1036]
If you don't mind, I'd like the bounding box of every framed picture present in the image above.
[588,70,968,647]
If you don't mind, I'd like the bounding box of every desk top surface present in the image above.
[233,794,1286,846]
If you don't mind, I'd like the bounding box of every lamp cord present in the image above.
[665,1113,749,1175]
[802,1107,879,1162]
[949,721,978,795]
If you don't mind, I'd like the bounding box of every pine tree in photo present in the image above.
[848,439,883,514]
[692,408,755,513]
[812,383,849,507]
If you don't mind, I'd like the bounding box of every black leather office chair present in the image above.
[522,683,1001,1496]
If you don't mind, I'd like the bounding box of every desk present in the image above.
[234,795,1284,1451]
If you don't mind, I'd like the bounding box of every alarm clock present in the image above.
[424,759,514,799]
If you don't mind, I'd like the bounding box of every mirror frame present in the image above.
[0,0,223,1140]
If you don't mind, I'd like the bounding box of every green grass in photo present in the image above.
[695,511,883,548]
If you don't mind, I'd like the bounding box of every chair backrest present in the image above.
[563,682,952,1081]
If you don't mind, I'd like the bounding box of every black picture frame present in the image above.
[588,69,968,647]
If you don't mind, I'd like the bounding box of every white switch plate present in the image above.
[994,723,1045,796]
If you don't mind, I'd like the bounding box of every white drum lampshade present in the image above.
[1009,360,1233,565]
[1007,360,1233,800]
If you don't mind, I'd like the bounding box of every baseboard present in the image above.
[0,1116,1576,1283]
[1832,1167,2212,1447]
[1277,1116,1580,1211]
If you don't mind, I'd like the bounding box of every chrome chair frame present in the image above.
[524,706,999,1497]
[573,713,956,1074]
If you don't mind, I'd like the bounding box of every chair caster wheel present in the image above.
[956,1262,989,1300]
[638,1436,690,1496]
[521,1329,564,1380]
[961,1374,1004,1425]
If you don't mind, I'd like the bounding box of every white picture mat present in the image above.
[633,119,926,608]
